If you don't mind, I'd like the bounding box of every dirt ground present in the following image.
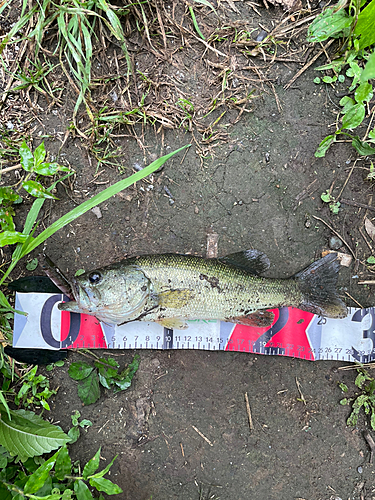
[2,0,375,498]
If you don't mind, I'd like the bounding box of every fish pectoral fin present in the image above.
[219,249,270,276]
[156,318,189,330]
[157,289,195,308]
[230,310,275,327]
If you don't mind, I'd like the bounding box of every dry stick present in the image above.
[359,227,373,253]
[0,164,21,174]
[191,425,213,446]
[337,160,358,201]
[284,39,335,90]
[244,392,254,431]
[344,291,363,308]
[341,198,375,212]
[364,431,375,464]
[358,280,375,285]
[295,377,306,405]
[272,12,319,36]
[312,215,356,259]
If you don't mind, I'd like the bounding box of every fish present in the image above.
[57,250,347,330]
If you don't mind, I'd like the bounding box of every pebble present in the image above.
[357,466,363,473]
[329,235,343,250]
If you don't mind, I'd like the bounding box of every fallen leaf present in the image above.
[365,217,375,241]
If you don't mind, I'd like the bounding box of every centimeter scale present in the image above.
[13,292,375,363]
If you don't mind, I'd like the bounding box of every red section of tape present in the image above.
[225,307,315,359]
[61,311,107,348]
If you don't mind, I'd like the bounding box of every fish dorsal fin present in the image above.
[219,249,270,276]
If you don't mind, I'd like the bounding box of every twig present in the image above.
[295,377,306,405]
[358,280,375,285]
[284,39,335,90]
[312,215,356,259]
[344,291,363,308]
[244,392,254,431]
[364,431,375,464]
[341,198,375,212]
[0,164,21,174]
[337,160,357,201]
[192,425,213,446]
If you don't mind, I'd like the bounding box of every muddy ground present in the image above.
[2,0,375,499]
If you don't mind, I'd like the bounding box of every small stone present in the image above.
[91,207,102,219]
[357,466,363,473]
[329,235,343,250]
[305,219,311,228]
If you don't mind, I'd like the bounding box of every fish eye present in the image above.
[88,272,102,284]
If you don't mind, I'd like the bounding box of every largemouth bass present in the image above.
[57,250,347,329]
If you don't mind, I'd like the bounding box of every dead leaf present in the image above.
[365,217,375,242]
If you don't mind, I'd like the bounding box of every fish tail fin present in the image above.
[295,253,347,318]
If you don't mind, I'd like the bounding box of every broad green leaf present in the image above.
[342,103,365,129]
[19,141,34,172]
[0,207,15,232]
[24,450,58,494]
[322,75,336,83]
[0,406,69,460]
[83,448,100,480]
[361,50,375,82]
[22,181,58,200]
[315,134,336,157]
[19,145,190,258]
[55,445,71,481]
[346,61,362,90]
[79,419,92,428]
[26,257,39,271]
[321,190,332,203]
[371,407,375,430]
[33,162,71,176]
[115,354,140,390]
[33,143,46,167]
[74,480,94,500]
[307,7,353,42]
[89,477,122,495]
[68,362,94,381]
[67,426,80,444]
[77,372,100,405]
[352,136,375,156]
[0,391,11,420]
[354,0,375,49]
[339,96,355,113]
[89,455,118,479]
[0,290,13,312]
[354,82,373,104]
[0,231,29,247]
[0,187,19,204]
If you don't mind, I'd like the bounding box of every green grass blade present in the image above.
[189,6,205,40]
[20,145,190,257]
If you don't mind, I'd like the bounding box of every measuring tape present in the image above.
[13,292,375,363]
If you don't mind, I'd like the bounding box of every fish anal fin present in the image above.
[158,289,195,308]
[230,310,275,327]
[219,249,270,276]
[156,318,188,330]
